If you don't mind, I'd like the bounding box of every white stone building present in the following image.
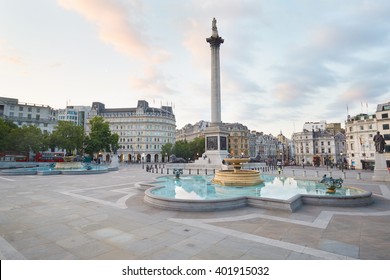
[175,120,209,142]
[87,100,175,163]
[376,101,390,155]
[345,113,377,170]
[0,96,57,133]
[58,105,91,128]
[292,129,346,167]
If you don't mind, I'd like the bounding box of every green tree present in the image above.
[0,119,18,151]
[189,137,205,159]
[161,143,173,161]
[8,125,47,154]
[171,140,192,160]
[51,121,84,155]
[84,116,118,157]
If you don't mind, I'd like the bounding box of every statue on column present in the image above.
[212,17,218,37]
[373,131,386,153]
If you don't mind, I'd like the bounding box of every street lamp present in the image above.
[340,152,343,172]
[325,153,328,170]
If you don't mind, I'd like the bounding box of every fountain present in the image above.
[212,158,263,186]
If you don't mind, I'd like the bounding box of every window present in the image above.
[19,106,23,111]
[10,105,14,110]
[383,124,389,130]
[382,113,388,119]
[9,112,14,117]
[28,107,32,112]
[350,143,354,150]
[360,126,364,130]
[384,134,390,140]
[36,115,40,120]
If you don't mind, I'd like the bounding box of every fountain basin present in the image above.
[143,175,373,212]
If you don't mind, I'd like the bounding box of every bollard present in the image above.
[161,168,163,174]
[329,171,332,177]
[197,169,199,175]
[167,168,169,174]
[189,169,191,175]
[356,172,361,180]
[303,170,306,177]
[315,170,319,177]
[343,172,346,179]
[205,169,208,175]
[292,170,295,177]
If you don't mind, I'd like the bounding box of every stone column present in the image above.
[206,18,224,126]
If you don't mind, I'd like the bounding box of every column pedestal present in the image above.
[372,153,390,181]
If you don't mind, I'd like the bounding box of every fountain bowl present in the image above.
[212,157,263,186]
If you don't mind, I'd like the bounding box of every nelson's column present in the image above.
[200,18,230,165]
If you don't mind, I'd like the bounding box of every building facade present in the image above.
[225,123,250,157]
[88,100,175,163]
[175,120,209,142]
[58,105,91,128]
[376,102,390,155]
[292,129,346,167]
[0,97,57,134]
[345,113,377,170]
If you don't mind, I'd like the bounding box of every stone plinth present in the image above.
[372,153,390,181]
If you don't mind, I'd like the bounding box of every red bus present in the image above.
[0,153,28,162]
[35,152,65,162]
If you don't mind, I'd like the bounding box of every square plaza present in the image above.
[1,165,390,260]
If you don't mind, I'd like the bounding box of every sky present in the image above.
[1,0,390,137]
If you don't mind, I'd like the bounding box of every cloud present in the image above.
[129,65,177,96]
[0,41,25,66]
[58,0,149,60]
[58,0,175,95]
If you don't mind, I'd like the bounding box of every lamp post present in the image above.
[340,152,344,173]
[325,153,329,170]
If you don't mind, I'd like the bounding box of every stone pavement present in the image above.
[0,164,390,260]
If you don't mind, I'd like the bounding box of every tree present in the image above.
[189,137,205,159]
[171,140,192,160]
[161,143,173,161]
[84,116,118,157]
[8,125,47,154]
[0,119,18,151]
[51,121,84,155]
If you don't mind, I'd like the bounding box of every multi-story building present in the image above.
[0,96,57,133]
[225,123,250,157]
[87,100,175,163]
[303,121,327,132]
[292,128,346,167]
[58,105,91,128]
[175,120,209,142]
[251,131,278,164]
[345,113,377,170]
[376,102,390,155]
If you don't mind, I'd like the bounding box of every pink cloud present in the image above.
[58,0,150,60]
[0,41,25,66]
